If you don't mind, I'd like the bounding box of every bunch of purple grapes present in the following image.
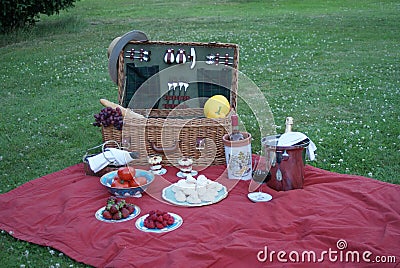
[93,107,123,130]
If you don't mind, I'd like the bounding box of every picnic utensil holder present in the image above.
[104,36,239,166]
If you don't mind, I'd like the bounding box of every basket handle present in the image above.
[82,140,121,164]
[82,143,104,162]
[102,140,122,164]
[149,140,180,153]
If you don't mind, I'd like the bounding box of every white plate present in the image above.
[176,170,198,178]
[162,184,228,207]
[135,213,183,233]
[95,205,141,223]
[248,192,273,202]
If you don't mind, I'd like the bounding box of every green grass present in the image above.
[1,0,399,266]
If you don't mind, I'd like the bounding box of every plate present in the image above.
[248,192,273,202]
[135,213,183,233]
[162,184,228,207]
[176,170,198,178]
[149,168,167,175]
[95,205,141,223]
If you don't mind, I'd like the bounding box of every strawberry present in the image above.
[125,204,136,214]
[116,200,126,209]
[107,196,118,205]
[102,210,112,220]
[163,214,170,220]
[121,207,130,219]
[112,211,122,220]
[157,215,163,223]
[109,205,118,214]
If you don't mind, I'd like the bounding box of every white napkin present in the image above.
[306,140,317,161]
[277,132,317,161]
[87,148,135,173]
[277,132,308,146]
[107,148,135,165]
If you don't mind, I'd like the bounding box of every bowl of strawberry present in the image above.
[100,167,154,197]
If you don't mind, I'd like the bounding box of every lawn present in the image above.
[0,0,399,266]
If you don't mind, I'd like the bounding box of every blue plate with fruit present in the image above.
[95,196,141,223]
[95,205,140,223]
[135,211,183,233]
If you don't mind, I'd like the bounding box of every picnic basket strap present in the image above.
[118,51,125,105]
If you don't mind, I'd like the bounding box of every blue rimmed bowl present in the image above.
[100,169,154,197]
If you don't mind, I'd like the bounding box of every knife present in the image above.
[190,47,196,69]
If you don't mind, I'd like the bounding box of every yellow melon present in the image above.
[203,95,230,118]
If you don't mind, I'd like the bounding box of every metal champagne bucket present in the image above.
[261,135,309,191]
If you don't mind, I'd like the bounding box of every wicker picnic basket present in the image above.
[103,38,239,167]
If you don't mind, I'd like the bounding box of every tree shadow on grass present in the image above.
[0,15,86,48]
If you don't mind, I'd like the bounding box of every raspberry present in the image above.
[143,210,175,229]
[167,218,175,225]
[156,222,164,229]
[147,221,155,229]
[149,214,157,221]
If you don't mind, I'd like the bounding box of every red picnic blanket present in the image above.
[0,163,399,267]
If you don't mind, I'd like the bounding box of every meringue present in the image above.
[172,174,224,203]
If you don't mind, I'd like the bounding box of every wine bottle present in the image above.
[229,114,244,141]
[284,117,293,133]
